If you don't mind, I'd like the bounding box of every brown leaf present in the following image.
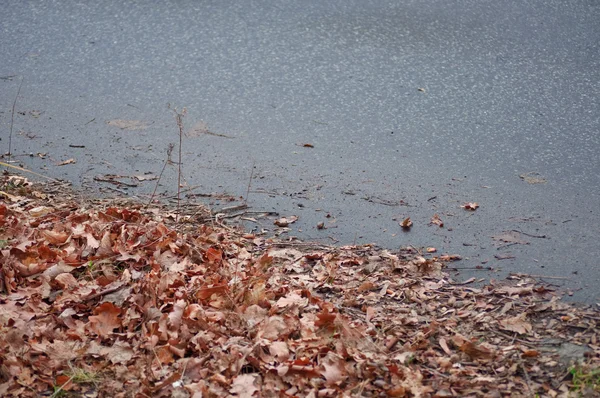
[522,350,540,358]
[461,202,479,210]
[314,307,337,330]
[276,291,308,308]
[430,213,444,227]
[41,230,70,245]
[321,352,346,386]
[459,340,493,359]
[87,302,122,337]
[205,247,223,263]
[499,313,533,335]
[357,281,377,292]
[269,341,290,362]
[439,338,452,356]
[57,158,76,166]
[230,374,258,398]
[439,254,462,261]
[519,172,547,184]
[400,217,412,229]
[274,216,298,227]
[29,206,54,217]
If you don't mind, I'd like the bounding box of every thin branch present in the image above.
[8,76,24,160]
[173,108,187,223]
[145,144,174,209]
[244,160,255,206]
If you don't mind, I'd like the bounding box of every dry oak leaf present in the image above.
[274,215,298,227]
[87,302,122,337]
[499,313,533,335]
[269,341,290,362]
[315,307,337,330]
[430,213,444,227]
[230,374,258,398]
[400,217,413,229]
[41,229,70,245]
[461,202,479,210]
[321,352,347,386]
[276,291,308,308]
[29,205,54,217]
[459,340,493,359]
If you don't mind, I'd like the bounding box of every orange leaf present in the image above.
[205,247,223,263]
[522,350,540,358]
[315,307,337,330]
[87,302,122,337]
[459,341,493,359]
[357,281,376,292]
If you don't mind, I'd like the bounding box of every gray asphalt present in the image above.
[1,1,599,302]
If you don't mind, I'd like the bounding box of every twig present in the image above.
[509,273,571,280]
[145,144,174,209]
[49,374,75,398]
[83,283,125,302]
[8,76,23,160]
[422,365,450,379]
[0,161,58,181]
[490,330,539,347]
[520,361,533,393]
[173,108,187,223]
[511,229,548,239]
[244,160,255,206]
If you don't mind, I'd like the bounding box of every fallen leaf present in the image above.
[57,158,76,166]
[230,374,258,398]
[499,313,533,335]
[461,202,479,211]
[314,307,337,330]
[430,214,444,227]
[492,231,529,246]
[439,338,452,356]
[400,217,412,229]
[274,216,298,227]
[459,341,493,359]
[133,174,158,181]
[519,172,547,184]
[41,230,70,245]
[106,119,148,130]
[495,254,515,260]
[87,302,122,337]
[522,350,540,358]
[357,281,377,292]
[276,292,308,308]
[439,254,462,261]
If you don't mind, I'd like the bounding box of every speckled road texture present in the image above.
[1,1,599,302]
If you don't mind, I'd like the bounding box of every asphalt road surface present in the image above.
[1,1,599,302]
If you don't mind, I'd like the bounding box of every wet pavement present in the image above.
[1,0,599,302]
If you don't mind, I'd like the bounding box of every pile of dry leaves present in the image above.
[0,174,598,397]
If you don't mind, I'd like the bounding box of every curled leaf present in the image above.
[400,217,413,229]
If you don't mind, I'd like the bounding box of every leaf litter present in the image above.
[0,174,599,397]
